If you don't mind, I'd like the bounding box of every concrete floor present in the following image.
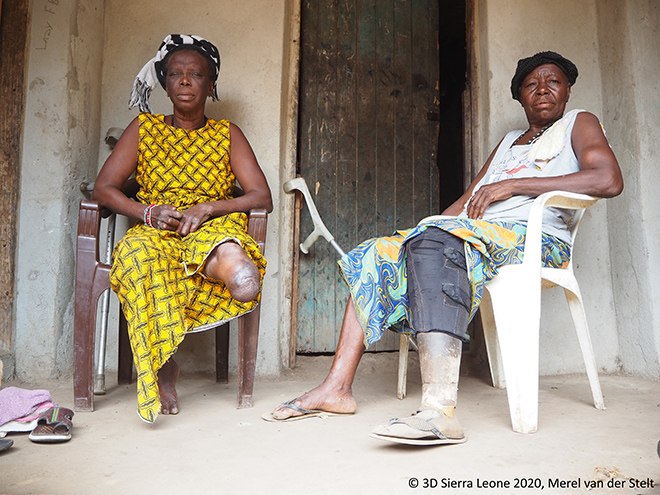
[1,353,659,495]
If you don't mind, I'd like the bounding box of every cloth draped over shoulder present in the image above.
[337,109,598,348]
[110,113,266,423]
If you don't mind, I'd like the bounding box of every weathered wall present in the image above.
[15,0,105,380]
[474,0,624,375]
[596,0,660,378]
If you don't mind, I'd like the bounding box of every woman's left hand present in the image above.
[466,179,515,219]
[176,203,213,236]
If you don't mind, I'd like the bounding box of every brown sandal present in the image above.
[29,407,74,443]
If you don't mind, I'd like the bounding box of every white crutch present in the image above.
[283,177,346,257]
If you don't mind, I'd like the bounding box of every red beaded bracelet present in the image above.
[143,204,157,228]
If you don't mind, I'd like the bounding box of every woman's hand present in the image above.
[466,180,515,219]
[148,203,213,235]
[149,204,183,231]
[175,203,212,236]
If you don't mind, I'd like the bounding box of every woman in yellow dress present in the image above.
[93,35,272,423]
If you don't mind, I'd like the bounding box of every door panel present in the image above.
[296,0,440,352]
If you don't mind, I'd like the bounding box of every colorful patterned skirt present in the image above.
[110,212,266,423]
[337,217,570,348]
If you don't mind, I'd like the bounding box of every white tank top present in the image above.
[460,109,586,245]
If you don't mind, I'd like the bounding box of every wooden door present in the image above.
[296,0,440,352]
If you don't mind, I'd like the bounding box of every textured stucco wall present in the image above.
[15,0,105,380]
[597,0,660,378]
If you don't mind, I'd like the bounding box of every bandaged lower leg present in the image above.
[371,332,465,443]
[418,332,461,414]
[404,227,469,438]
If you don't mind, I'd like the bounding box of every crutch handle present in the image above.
[300,228,325,254]
[284,177,345,256]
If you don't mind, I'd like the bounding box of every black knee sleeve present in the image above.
[405,227,470,342]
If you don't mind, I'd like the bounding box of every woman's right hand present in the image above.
[149,204,183,231]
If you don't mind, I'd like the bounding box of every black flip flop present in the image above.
[0,438,13,453]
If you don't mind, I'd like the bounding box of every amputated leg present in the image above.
[203,241,261,302]
[371,228,469,444]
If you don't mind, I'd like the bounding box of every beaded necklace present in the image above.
[510,122,554,147]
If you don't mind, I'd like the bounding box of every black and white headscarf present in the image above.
[128,34,221,113]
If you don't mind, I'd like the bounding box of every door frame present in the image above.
[0,0,29,357]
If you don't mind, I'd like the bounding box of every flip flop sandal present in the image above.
[261,398,352,422]
[0,438,13,453]
[370,411,466,446]
[29,407,74,443]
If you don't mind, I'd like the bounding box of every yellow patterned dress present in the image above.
[110,113,267,423]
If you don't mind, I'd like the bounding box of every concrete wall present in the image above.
[596,0,660,378]
[15,0,105,380]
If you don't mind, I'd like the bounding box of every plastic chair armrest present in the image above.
[523,191,600,267]
[247,209,268,254]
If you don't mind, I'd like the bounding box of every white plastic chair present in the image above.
[398,191,606,433]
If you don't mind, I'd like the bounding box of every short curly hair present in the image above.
[510,51,578,101]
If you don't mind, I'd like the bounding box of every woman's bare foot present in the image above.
[158,358,180,415]
[272,380,357,420]
[270,298,364,421]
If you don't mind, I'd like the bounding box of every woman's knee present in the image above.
[226,259,261,302]
[204,242,261,302]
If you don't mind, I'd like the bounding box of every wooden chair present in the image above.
[397,191,605,433]
[73,198,267,412]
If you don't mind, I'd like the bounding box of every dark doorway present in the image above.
[438,0,466,212]
[294,0,466,353]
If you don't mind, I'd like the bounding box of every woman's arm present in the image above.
[175,123,273,235]
[92,117,147,221]
[464,112,623,219]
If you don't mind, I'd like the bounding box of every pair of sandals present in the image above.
[264,400,465,446]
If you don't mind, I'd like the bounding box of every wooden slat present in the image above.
[355,0,378,245]
[375,0,395,236]
[295,0,319,351]
[367,0,398,352]
[0,0,29,352]
[393,0,413,234]
[411,0,440,222]
[311,0,339,352]
[333,0,358,343]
